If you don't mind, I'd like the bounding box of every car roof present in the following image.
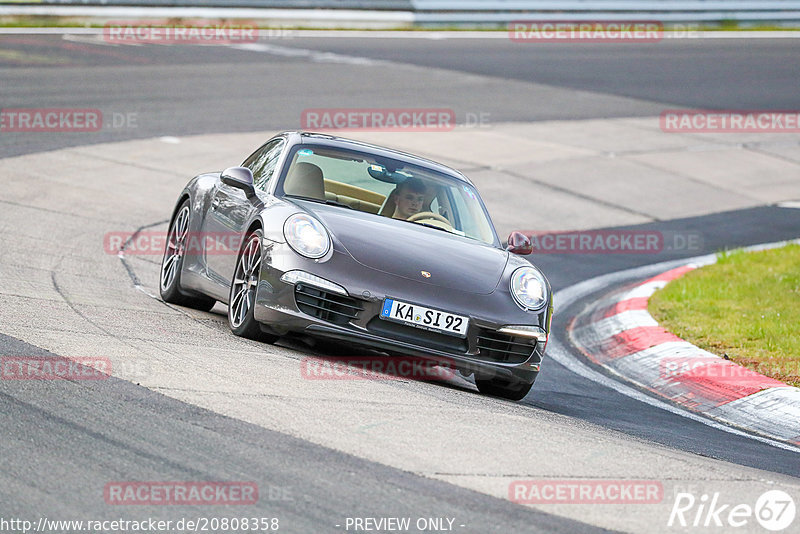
[274,131,474,186]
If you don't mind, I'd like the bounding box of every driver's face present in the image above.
[396,190,424,219]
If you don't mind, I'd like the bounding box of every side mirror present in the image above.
[507,231,533,255]
[221,167,257,198]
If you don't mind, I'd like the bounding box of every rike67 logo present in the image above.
[669,490,795,531]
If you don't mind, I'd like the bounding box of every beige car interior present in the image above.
[283,161,387,214]
[284,162,460,233]
[283,162,326,200]
[324,179,384,214]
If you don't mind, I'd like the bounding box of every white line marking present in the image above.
[231,42,385,66]
[61,33,121,47]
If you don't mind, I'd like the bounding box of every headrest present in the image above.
[284,162,325,200]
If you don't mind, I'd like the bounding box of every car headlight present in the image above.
[510,266,548,310]
[283,213,330,259]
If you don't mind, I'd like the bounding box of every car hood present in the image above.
[307,203,508,295]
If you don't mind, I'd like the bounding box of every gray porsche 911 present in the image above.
[160,131,552,400]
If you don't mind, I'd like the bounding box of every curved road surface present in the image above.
[1,33,799,533]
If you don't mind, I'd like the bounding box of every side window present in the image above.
[243,139,285,192]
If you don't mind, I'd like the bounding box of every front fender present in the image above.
[257,197,309,244]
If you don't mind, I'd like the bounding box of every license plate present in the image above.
[380,298,469,338]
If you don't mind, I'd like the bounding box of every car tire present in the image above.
[228,229,279,344]
[159,200,217,312]
[475,375,534,401]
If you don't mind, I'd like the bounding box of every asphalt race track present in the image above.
[1,32,799,534]
[3,34,800,158]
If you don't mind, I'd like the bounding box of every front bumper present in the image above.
[254,241,551,381]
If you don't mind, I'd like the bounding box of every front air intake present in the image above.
[294,284,362,325]
[476,330,536,364]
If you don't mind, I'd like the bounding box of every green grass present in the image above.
[649,244,800,387]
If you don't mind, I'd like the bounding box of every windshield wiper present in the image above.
[286,195,353,209]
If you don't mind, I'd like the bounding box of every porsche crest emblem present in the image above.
[420,271,431,278]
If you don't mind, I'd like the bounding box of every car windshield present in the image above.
[280,145,497,245]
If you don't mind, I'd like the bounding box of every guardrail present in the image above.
[2,0,800,23]
[413,1,800,22]
[0,1,413,7]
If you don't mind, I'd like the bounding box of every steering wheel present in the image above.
[407,211,451,225]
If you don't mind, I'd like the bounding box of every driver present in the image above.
[391,177,427,220]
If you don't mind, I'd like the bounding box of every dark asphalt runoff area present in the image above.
[0,334,606,534]
[1,33,798,531]
[1,35,799,158]
[277,37,800,111]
